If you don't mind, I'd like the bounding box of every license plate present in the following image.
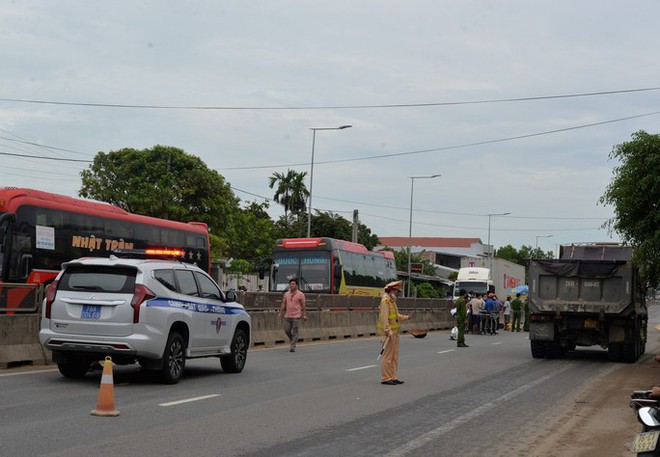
[632,431,660,452]
[584,319,598,329]
[81,305,101,320]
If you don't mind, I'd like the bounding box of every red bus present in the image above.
[0,188,210,311]
[270,237,397,296]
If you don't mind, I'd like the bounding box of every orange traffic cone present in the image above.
[91,356,120,417]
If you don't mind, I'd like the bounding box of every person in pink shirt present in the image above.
[277,278,307,352]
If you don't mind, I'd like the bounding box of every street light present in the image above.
[487,212,511,270]
[307,125,352,238]
[535,234,553,249]
[407,174,441,297]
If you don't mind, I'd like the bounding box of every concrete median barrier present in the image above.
[1,294,455,368]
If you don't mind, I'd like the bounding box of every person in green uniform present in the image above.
[511,293,523,332]
[455,289,469,347]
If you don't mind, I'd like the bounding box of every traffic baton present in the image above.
[377,336,390,361]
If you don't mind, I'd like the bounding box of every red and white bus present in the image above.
[0,188,210,310]
[270,237,397,296]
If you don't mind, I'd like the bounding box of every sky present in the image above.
[2,1,659,256]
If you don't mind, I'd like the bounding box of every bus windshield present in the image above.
[272,250,331,292]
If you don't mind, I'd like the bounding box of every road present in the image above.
[2,307,659,457]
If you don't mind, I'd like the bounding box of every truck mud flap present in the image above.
[530,322,554,341]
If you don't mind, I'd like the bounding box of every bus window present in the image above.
[272,253,300,291]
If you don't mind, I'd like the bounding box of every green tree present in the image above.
[79,145,239,258]
[279,210,381,249]
[311,211,352,240]
[229,201,281,261]
[268,169,309,223]
[415,282,440,298]
[226,258,253,289]
[600,130,660,286]
[495,244,553,266]
[356,223,380,251]
[495,244,520,263]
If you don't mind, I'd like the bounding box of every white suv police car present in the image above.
[39,252,251,384]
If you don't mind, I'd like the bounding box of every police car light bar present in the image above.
[113,248,186,259]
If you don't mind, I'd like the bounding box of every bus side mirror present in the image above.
[334,264,342,281]
[20,254,33,279]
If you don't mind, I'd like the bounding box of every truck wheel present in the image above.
[622,341,639,363]
[531,340,546,359]
[57,357,91,379]
[159,332,186,384]
[608,343,622,362]
[545,340,563,359]
[220,328,248,373]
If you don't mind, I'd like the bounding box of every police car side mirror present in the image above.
[225,290,237,302]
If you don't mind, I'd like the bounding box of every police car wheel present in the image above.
[57,357,91,379]
[160,332,186,384]
[221,328,248,373]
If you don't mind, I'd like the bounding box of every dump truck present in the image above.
[528,243,647,363]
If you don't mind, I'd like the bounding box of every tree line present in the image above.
[78,130,660,290]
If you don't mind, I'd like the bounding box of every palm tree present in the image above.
[268,169,309,223]
[288,171,309,213]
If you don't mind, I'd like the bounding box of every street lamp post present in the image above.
[487,212,511,270]
[407,174,441,297]
[307,125,352,238]
[535,234,553,249]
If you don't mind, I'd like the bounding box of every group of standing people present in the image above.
[277,278,527,387]
[453,290,527,347]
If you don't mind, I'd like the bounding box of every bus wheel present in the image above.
[221,328,248,373]
[57,357,91,379]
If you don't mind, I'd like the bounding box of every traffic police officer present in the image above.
[455,289,469,347]
[378,280,411,385]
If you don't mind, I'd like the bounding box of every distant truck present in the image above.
[528,243,647,363]
[453,257,525,300]
[452,267,494,299]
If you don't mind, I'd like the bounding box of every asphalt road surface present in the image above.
[3,306,659,457]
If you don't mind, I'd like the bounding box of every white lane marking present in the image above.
[437,350,455,354]
[0,369,59,378]
[346,365,377,372]
[385,362,576,457]
[491,342,503,345]
[159,394,220,407]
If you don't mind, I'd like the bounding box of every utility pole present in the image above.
[352,209,359,243]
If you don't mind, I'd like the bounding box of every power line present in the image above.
[219,111,660,170]
[0,149,91,163]
[231,186,610,224]
[360,212,602,233]
[1,87,658,110]
[314,195,609,220]
[0,135,92,156]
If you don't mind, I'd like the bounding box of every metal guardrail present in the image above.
[0,283,44,313]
